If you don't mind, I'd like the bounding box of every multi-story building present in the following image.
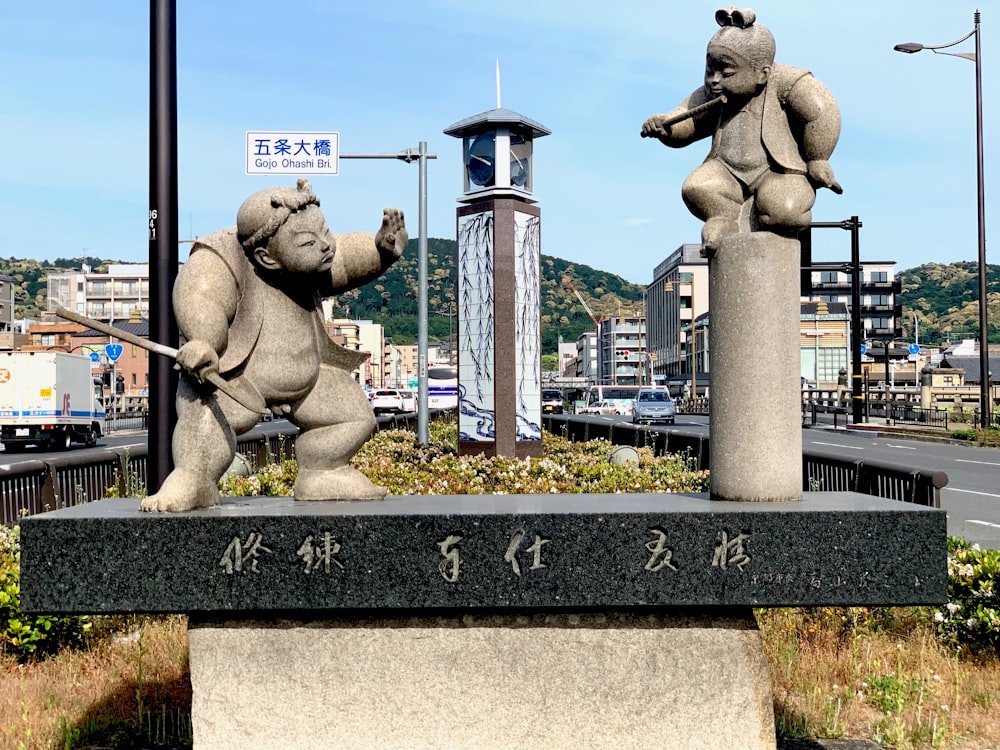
[596,316,646,385]
[645,244,709,385]
[806,261,901,340]
[47,264,151,322]
[0,274,15,333]
[800,300,850,388]
[574,332,598,382]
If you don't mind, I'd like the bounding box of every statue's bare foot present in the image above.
[700,217,739,254]
[294,466,387,501]
[140,469,221,512]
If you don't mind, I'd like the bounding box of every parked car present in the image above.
[370,389,404,415]
[579,400,626,416]
[632,388,676,425]
[541,389,564,414]
[398,389,417,413]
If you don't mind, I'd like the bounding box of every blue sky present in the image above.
[1,1,995,284]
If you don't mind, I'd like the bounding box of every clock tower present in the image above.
[444,108,551,458]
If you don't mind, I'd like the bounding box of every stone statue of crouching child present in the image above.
[641,7,842,250]
[141,179,407,512]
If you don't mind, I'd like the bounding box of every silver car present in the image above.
[632,389,676,425]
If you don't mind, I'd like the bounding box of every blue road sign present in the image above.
[860,344,866,355]
[89,351,100,363]
[908,343,920,355]
[105,343,123,362]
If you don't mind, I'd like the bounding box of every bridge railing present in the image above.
[543,415,945,508]
[1,413,944,527]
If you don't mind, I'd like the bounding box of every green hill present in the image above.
[897,261,1000,344]
[3,243,646,354]
[327,237,646,352]
[13,252,1000,351]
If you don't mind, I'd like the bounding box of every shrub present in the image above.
[933,537,1000,655]
[219,423,709,498]
[0,524,91,661]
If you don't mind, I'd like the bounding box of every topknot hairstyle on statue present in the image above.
[237,178,321,254]
[708,7,775,71]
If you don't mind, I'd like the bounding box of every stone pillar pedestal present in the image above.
[189,609,776,750]
[921,385,932,411]
[709,232,802,501]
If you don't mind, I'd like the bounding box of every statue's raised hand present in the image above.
[808,160,843,195]
[375,208,408,260]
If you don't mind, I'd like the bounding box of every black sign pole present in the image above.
[148,0,179,494]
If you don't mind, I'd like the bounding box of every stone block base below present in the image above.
[188,609,776,750]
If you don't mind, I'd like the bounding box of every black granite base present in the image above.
[19,492,946,614]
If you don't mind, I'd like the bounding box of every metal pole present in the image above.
[690,278,696,400]
[148,0,179,495]
[341,146,436,445]
[417,141,430,445]
[849,217,863,424]
[974,12,990,427]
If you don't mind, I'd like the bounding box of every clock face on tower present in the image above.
[510,133,531,189]
[465,132,496,187]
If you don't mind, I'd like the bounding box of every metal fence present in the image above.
[102,408,149,434]
[888,404,950,430]
[0,424,302,526]
[543,414,946,508]
[1,411,945,526]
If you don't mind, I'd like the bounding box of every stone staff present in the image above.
[54,306,266,414]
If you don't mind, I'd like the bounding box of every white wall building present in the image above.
[47,264,150,322]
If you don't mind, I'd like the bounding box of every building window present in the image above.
[820,271,840,284]
[870,294,889,306]
[869,271,888,283]
[818,348,848,384]
[819,295,840,304]
[91,281,109,295]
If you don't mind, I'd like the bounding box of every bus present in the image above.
[428,365,458,410]
[583,384,652,414]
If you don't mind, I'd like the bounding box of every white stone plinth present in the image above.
[189,610,776,749]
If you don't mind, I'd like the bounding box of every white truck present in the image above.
[0,351,106,452]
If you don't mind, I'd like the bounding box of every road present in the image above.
[574,412,1000,549]
[5,415,999,548]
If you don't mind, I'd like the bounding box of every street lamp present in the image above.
[895,11,989,425]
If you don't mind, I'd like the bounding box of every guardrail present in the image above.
[888,404,950,430]
[0,425,301,526]
[1,409,944,526]
[542,414,946,508]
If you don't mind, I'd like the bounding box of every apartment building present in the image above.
[47,263,150,322]
[596,316,646,386]
[645,244,710,385]
[806,261,902,340]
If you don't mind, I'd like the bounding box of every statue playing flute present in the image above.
[641,7,842,251]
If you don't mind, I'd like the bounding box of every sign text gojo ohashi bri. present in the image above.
[246,131,340,175]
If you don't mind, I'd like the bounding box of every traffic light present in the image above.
[116,375,125,394]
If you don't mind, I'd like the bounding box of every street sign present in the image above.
[246,131,340,175]
[908,343,920,355]
[105,344,123,362]
[859,344,866,355]
[908,354,920,362]
[89,352,100,363]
